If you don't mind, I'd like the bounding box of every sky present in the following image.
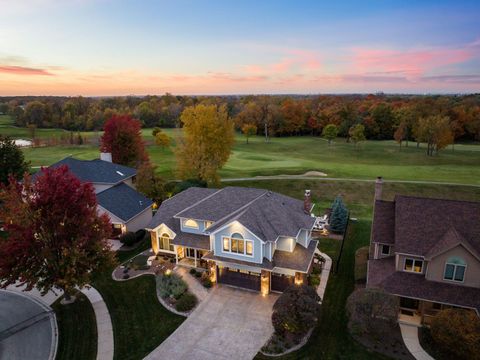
[0,0,479,95]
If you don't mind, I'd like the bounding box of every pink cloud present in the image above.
[0,65,54,76]
[351,46,474,77]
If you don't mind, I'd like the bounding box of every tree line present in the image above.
[1,93,479,143]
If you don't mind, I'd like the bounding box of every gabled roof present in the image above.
[425,227,480,260]
[97,183,153,222]
[38,157,136,184]
[147,187,218,231]
[372,195,480,257]
[148,186,315,243]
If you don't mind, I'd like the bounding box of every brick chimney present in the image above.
[374,176,383,201]
[304,189,312,214]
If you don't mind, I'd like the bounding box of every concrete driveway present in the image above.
[0,290,57,360]
[145,286,278,360]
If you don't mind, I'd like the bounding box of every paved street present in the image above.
[0,290,57,360]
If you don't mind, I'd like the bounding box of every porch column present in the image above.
[150,231,158,254]
[261,270,270,295]
[194,248,198,268]
[175,246,179,265]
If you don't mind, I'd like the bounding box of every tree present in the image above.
[0,166,115,302]
[348,124,366,148]
[0,136,30,185]
[272,285,320,336]
[329,195,348,233]
[430,309,480,360]
[135,161,165,203]
[346,289,399,339]
[155,131,171,148]
[176,104,234,185]
[24,101,47,127]
[394,121,407,148]
[414,115,453,156]
[322,124,338,145]
[100,114,148,166]
[241,123,257,144]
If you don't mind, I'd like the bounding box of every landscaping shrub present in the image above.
[156,273,187,299]
[272,285,320,336]
[346,288,399,340]
[134,229,147,242]
[202,278,212,288]
[175,292,197,312]
[430,308,480,360]
[119,231,137,246]
[308,274,320,287]
[189,268,197,275]
[194,271,202,278]
[131,254,150,270]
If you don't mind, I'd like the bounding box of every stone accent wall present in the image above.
[295,271,307,285]
[150,230,158,254]
[261,270,270,295]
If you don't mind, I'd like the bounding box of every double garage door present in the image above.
[217,266,261,291]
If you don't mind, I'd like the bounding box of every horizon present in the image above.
[1,0,479,96]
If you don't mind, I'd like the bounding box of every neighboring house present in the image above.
[367,177,480,326]
[147,186,317,294]
[35,153,153,236]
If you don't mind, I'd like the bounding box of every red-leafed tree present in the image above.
[0,166,115,302]
[100,114,148,166]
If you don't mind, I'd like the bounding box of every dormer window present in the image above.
[404,258,423,273]
[444,257,466,282]
[184,219,199,229]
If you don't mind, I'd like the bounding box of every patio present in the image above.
[112,250,176,280]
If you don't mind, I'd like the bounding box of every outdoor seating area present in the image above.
[113,250,176,280]
[312,214,331,237]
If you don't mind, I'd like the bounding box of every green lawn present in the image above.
[52,292,97,360]
[91,240,184,360]
[2,114,479,184]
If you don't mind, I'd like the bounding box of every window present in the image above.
[159,233,174,252]
[222,233,253,257]
[246,241,253,256]
[404,258,423,273]
[381,245,390,255]
[444,257,466,282]
[184,219,199,229]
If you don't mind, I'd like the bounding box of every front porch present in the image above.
[175,245,209,269]
[398,297,446,327]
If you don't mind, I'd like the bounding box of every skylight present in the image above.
[116,171,124,176]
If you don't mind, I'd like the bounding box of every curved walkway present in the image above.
[174,266,210,302]
[80,286,114,360]
[315,249,332,303]
[399,324,434,360]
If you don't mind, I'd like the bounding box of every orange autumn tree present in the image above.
[176,104,234,185]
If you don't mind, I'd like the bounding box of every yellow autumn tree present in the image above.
[176,104,234,185]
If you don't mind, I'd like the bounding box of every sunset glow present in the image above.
[1,0,479,95]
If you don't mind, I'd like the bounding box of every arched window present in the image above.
[444,256,466,282]
[159,233,174,252]
[184,219,199,229]
[222,232,253,256]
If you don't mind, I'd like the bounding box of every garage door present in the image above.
[271,273,294,292]
[217,266,261,291]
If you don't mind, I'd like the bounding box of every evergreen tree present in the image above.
[329,195,348,233]
[0,136,30,185]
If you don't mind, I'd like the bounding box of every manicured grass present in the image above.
[92,273,184,360]
[258,220,389,360]
[226,179,480,220]
[52,292,97,360]
[2,113,478,184]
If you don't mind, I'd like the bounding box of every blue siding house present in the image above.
[147,186,317,294]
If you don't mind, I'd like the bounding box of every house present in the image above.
[36,153,153,236]
[367,177,480,326]
[147,186,317,294]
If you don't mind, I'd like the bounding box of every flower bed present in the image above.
[156,272,198,313]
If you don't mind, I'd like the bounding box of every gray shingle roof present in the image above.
[41,157,136,184]
[147,187,218,231]
[97,183,153,222]
[371,200,395,245]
